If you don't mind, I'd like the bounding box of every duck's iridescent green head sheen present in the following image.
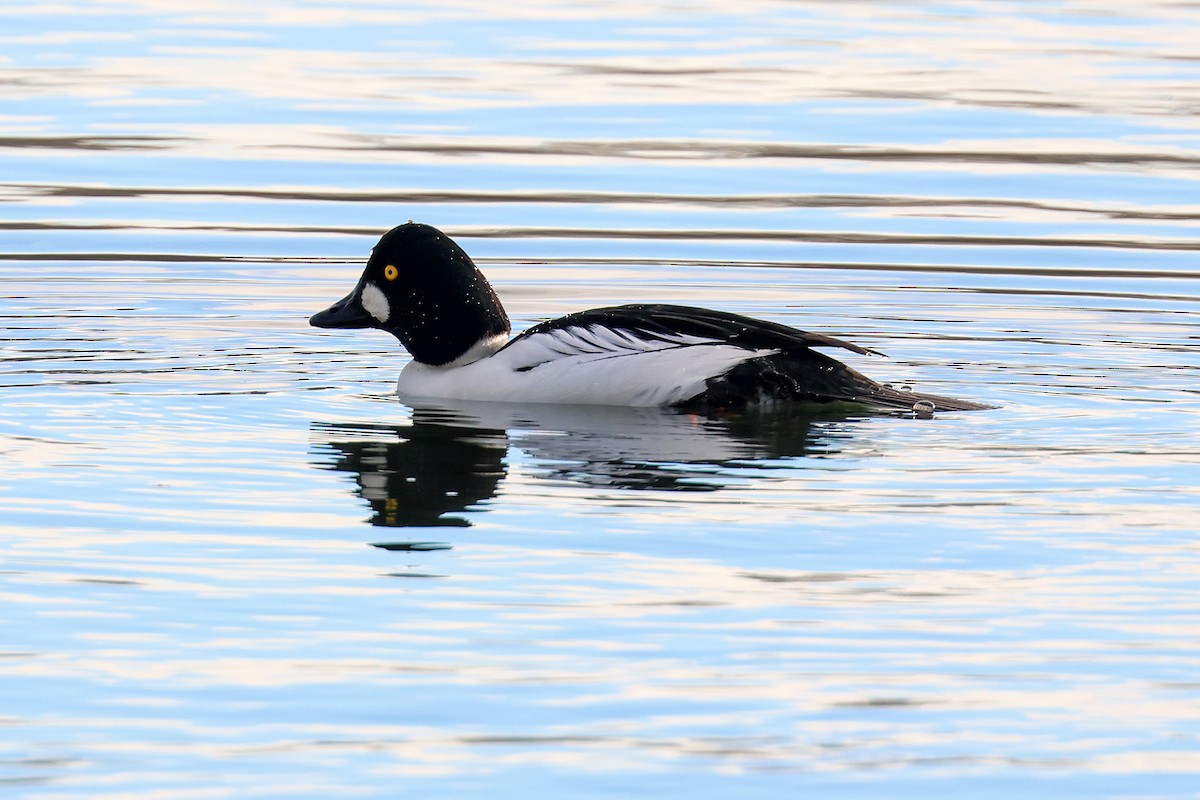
[310,223,511,366]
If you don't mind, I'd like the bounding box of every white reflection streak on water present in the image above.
[3,544,1199,778]
[2,3,1198,117]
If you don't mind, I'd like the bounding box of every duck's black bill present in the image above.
[310,293,374,329]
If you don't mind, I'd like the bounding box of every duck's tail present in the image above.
[680,349,993,413]
[849,379,994,413]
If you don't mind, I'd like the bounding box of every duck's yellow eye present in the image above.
[384,264,398,281]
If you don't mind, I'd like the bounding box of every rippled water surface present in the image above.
[3,2,1200,797]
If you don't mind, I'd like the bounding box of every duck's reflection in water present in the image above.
[312,413,507,528]
[311,401,868,528]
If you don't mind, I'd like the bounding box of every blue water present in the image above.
[2,2,1199,797]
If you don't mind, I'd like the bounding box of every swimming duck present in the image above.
[310,222,989,412]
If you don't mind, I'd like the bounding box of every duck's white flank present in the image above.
[395,323,777,406]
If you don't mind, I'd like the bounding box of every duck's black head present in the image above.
[310,223,511,366]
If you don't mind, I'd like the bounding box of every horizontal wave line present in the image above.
[3,221,1200,252]
[0,135,184,151]
[452,226,1200,252]
[6,135,1198,168]
[1,252,1196,281]
[279,136,1200,168]
[480,256,1200,282]
[7,183,1200,221]
[0,253,356,263]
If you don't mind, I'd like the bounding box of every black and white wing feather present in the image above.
[511,304,880,358]
[497,304,987,411]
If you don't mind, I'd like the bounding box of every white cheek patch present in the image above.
[360,282,390,323]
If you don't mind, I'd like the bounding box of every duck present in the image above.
[310,222,990,412]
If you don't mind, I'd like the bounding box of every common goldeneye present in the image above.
[310,222,989,412]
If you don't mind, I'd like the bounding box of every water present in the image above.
[3,1,1200,797]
